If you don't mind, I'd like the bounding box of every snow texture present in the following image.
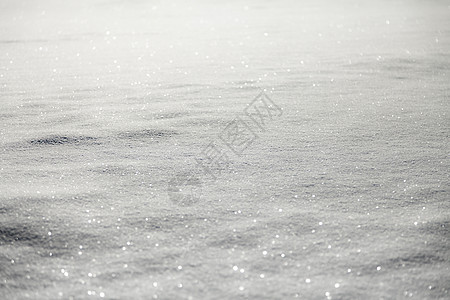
[0,0,449,299]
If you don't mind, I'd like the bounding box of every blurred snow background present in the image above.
[0,0,449,299]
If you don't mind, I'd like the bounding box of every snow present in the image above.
[1,0,449,299]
